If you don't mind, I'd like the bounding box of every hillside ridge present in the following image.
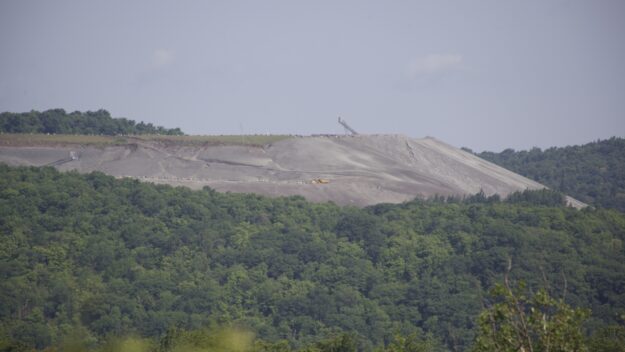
[0,134,584,207]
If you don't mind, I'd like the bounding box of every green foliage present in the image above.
[314,334,358,352]
[586,325,625,352]
[477,137,625,211]
[505,189,566,207]
[472,281,589,352]
[381,332,443,352]
[157,327,255,352]
[0,109,184,135]
[1,165,624,351]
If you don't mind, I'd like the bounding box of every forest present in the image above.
[0,110,184,136]
[1,165,624,351]
[477,137,625,212]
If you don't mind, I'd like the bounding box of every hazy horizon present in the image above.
[1,1,624,152]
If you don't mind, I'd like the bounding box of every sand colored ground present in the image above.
[0,134,585,207]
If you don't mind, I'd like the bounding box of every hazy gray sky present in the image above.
[1,1,624,151]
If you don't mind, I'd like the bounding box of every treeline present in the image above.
[41,328,442,352]
[0,109,184,136]
[1,165,624,351]
[476,137,625,212]
[433,188,567,207]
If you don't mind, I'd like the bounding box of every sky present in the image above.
[1,1,624,151]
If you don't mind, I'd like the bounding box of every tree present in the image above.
[315,334,358,352]
[382,332,441,352]
[472,265,589,352]
[586,324,625,352]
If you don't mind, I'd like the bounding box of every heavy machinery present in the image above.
[338,116,358,135]
[45,151,79,166]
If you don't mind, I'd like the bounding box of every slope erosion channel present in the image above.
[0,134,585,207]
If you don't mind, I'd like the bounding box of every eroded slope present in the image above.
[0,134,584,207]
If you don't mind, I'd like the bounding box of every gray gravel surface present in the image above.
[0,135,585,207]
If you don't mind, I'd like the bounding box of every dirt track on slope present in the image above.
[0,134,584,207]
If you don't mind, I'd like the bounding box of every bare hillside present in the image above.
[0,134,585,207]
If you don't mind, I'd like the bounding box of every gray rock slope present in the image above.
[0,135,585,207]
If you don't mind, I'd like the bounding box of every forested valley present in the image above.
[1,165,624,351]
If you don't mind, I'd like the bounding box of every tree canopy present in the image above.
[1,165,624,351]
[477,137,625,212]
[0,109,184,136]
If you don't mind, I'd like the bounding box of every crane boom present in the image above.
[338,117,358,135]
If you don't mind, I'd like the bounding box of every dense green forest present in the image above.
[476,137,625,212]
[1,165,624,351]
[0,109,184,136]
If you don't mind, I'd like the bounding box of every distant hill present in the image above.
[0,109,184,136]
[476,137,625,212]
[0,134,585,207]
